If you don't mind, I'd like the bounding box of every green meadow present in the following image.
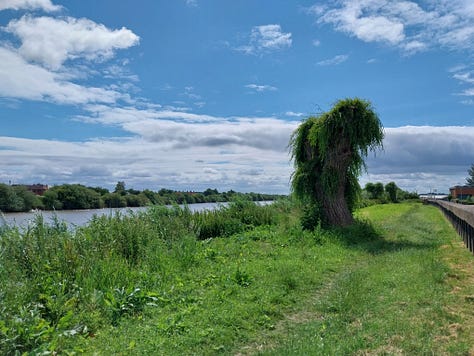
[1,200,473,354]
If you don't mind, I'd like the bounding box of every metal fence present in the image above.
[426,200,474,255]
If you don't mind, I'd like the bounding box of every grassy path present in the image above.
[242,203,474,355]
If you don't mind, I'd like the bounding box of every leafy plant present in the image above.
[104,287,158,325]
[233,268,252,287]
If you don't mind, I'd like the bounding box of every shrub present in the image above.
[192,200,277,240]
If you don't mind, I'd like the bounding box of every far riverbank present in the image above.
[1,201,273,228]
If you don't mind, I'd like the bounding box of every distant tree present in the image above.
[91,186,109,196]
[173,192,185,204]
[365,183,376,198]
[114,181,126,196]
[365,182,384,199]
[137,192,152,206]
[0,184,44,212]
[290,98,384,227]
[373,182,384,199]
[385,182,398,203]
[142,189,160,204]
[467,164,474,186]
[127,188,141,195]
[42,189,63,210]
[125,193,150,207]
[12,185,42,211]
[42,184,102,210]
[104,192,127,208]
[158,188,174,196]
[203,188,219,196]
[0,184,23,212]
[192,193,205,203]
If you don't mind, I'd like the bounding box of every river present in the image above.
[0,202,232,229]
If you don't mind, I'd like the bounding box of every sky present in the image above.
[0,0,473,194]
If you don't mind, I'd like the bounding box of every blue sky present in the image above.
[1,0,474,194]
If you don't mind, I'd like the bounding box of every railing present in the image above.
[426,200,474,255]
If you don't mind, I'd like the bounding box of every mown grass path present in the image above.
[241,203,474,355]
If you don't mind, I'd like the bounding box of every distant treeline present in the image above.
[360,181,419,206]
[0,181,285,213]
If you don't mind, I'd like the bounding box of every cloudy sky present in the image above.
[1,0,473,194]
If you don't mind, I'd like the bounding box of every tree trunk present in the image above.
[321,187,354,227]
[319,137,354,227]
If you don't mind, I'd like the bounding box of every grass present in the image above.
[1,200,473,354]
[256,203,474,355]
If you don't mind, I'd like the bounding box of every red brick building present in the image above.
[449,186,474,200]
[13,184,49,196]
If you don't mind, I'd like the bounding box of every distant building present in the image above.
[419,193,448,200]
[13,184,49,196]
[449,185,474,200]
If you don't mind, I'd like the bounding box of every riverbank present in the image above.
[0,182,284,213]
[1,201,473,354]
[0,202,225,228]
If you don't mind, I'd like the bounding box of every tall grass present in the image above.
[0,199,280,354]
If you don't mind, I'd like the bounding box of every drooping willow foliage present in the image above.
[290,98,384,227]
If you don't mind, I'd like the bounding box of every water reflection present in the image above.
[1,202,230,229]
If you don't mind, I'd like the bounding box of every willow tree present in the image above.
[290,98,384,227]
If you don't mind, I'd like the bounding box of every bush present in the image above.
[193,200,277,240]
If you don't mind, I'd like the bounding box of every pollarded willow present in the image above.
[290,98,384,227]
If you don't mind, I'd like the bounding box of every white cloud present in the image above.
[76,105,297,152]
[453,72,474,84]
[450,65,474,102]
[182,86,202,100]
[0,0,60,12]
[460,88,474,97]
[0,112,297,193]
[2,124,474,194]
[185,0,198,7]
[285,111,305,117]
[122,117,295,152]
[310,0,474,54]
[0,47,122,104]
[77,105,226,125]
[402,40,427,54]
[448,64,468,73]
[364,126,474,192]
[103,64,139,82]
[5,15,139,70]
[317,54,348,66]
[237,24,292,55]
[0,10,139,106]
[245,84,277,92]
[438,22,474,50]
[318,2,405,44]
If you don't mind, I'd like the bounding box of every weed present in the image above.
[104,287,158,325]
[233,268,252,287]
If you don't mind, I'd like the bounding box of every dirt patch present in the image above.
[355,345,404,356]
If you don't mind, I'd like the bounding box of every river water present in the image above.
[0,202,231,229]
